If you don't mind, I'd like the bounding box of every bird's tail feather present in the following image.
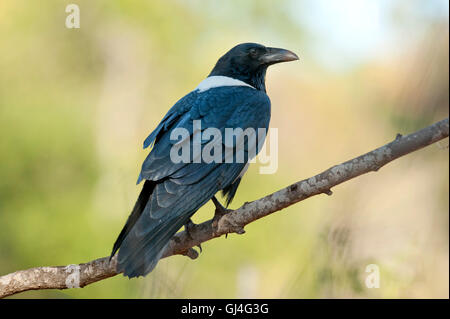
[110,180,155,260]
[117,214,191,277]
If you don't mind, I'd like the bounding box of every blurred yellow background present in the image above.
[0,0,448,298]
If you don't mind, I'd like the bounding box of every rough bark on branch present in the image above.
[0,118,448,298]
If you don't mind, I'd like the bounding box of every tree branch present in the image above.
[1,118,448,298]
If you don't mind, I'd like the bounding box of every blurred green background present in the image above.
[0,0,448,298]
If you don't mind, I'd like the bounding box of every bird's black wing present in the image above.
[115,86,271,277]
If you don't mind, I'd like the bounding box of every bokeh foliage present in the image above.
[0,0,448,298]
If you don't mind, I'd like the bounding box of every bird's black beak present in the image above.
[260,47,299,65]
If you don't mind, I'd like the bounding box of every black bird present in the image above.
[111,43,298,277]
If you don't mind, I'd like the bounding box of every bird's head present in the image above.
[209,43,299,92]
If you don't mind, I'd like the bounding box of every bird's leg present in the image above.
[211,196,232,219]
[211,196,233,237]
[184,218,196,240]
[183,218,202,253]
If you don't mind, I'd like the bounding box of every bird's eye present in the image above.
[249,48,258,57]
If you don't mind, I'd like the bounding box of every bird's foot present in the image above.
[183,219,203,254]
[223,219,246,235]
[184,218,196,241]
[211,196,243,237]
[211,196,233,229]
[180,248,199,260]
